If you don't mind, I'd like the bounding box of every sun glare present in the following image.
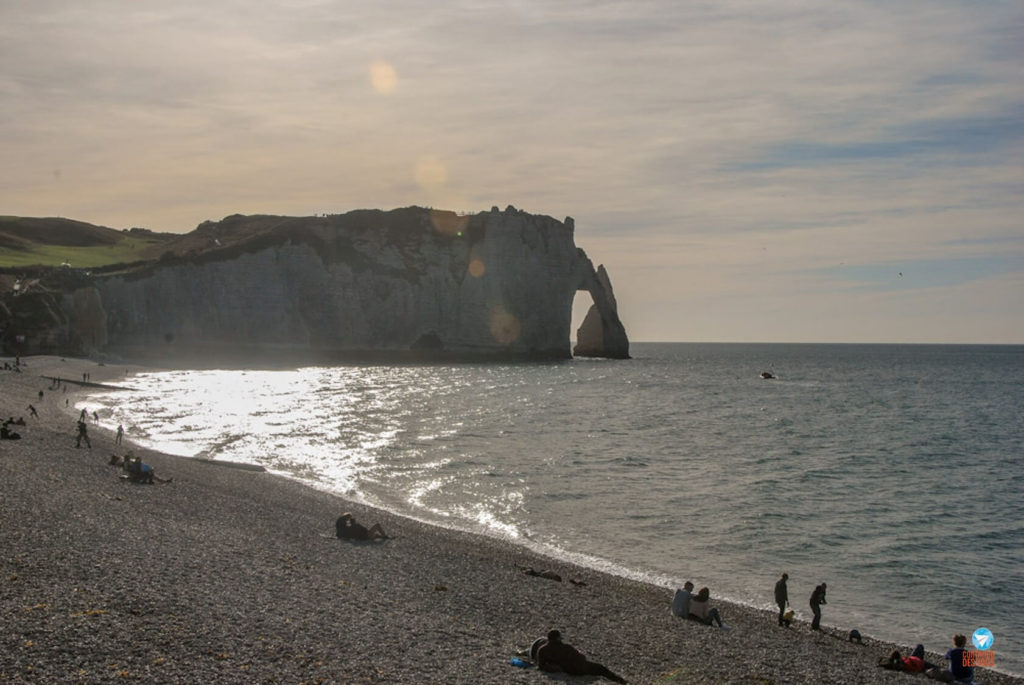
[369,60,397,94]
[414,156,448,191]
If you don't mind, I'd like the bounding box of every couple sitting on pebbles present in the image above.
[672,581,729,629]
[109,452,172,484]
[335,512,389,541]
[529,629,627,684]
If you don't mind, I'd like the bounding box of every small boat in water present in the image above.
[760,371,776,379]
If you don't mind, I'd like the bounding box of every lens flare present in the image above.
[369,60,397,94]
[489,305,521,345]
[414,156,448,191]
[429,209,468,237]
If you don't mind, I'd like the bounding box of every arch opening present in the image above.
[570,290,597,351]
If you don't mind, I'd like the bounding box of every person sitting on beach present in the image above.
[126,456,153,484]
[672,581,695,618]
[934,634,975,683]
[536,629,627,684]
[123,455,170,484]
[335,512,388,541]
[0,424,21,440]
[688,587,728,629]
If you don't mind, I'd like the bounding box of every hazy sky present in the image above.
[3,1,1022,343]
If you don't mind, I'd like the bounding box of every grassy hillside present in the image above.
[0,217,174,268]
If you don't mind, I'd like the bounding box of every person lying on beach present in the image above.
[536,629,627,684]
[0,424,22,440]
[689,587,729,629]
[521,567,562,582]
[335,512,388,541]
[878,644,938,673]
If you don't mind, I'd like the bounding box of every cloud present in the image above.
[1,0,1022,342]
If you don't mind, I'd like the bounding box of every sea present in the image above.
[80,343,1024,675]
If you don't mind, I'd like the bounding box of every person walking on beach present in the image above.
[75,419,91,449]
[116,424,124,445]
[27,404,38,419]
[536,629,627,684]
[810,582,827,630]
[774,573,790,626]
[672,581,695,618]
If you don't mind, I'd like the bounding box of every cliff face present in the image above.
[91,206,629,361]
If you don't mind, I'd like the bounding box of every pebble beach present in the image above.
[2,356,1020,684]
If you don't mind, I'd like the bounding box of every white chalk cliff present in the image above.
[93,206,629,360]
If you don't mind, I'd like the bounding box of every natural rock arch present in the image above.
[572,253,630,359]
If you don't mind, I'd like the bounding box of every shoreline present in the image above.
[2,355,1020,683]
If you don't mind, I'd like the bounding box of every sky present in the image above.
[2,0,1022,344]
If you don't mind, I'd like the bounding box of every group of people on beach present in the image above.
[880,634,979,683]
[2,415,27,440]
[671,581,729,629]
[109,452,168,484]
[772,573,826,629]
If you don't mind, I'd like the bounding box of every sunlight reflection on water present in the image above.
[76,345,1024,676]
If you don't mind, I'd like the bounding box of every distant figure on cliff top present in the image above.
[75,420,91,449]
[536,629,627,684]
[116,424,124,445]
[335,512,388,541]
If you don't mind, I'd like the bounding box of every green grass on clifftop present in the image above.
[0,217,171,268]
[0,236,164,268]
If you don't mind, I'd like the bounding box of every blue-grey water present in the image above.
[82,343,1024,675]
